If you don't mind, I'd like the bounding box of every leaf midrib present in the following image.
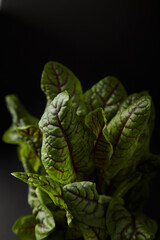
[113,104,139,152]
[56,111,78,174]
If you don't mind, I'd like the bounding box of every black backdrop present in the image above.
[0,0,160,239]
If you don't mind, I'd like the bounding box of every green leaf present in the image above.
[106,197,157,240]
[36,188,56,208]
[39,91,95,184]
[3,95,38,144]
[17,125,42,158]
[84,76,127,121]
[12,172,68,210]
[125,179,150,213]
[18,144,41,173]
[33,201,56,240]
[105,96,151,179]
[63,181,107,228]
[41,61,85,115]
[27,186,56,240]
[85,108,113,169]
[77,221,108,240]
[113,172,142,197]
[119,91,155,137]
[115,92,152,174]
[12,215,36,240]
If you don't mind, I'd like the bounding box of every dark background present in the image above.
[0,0,160,239]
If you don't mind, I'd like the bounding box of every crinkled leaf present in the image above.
[12,215,36,240]
[39,91,95,184]
[77,221,108,240]
[113,172,142,197]
[85,108,113,169]
[27,186,56,240]
[18,144,41,173]
[115,92,154,177]
[41,61,85,115]
[119,91,155,137]
[63,181,107,228]
[36,188,56,208]
[84,76,127,121]
[33,201,55,240]
[17,125,42,158]
[105,96,151,179]
[106,197,157,240]
[3,95,38,144]
[12,172,68,210]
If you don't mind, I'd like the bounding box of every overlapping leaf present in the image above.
[63,181,108,228]
[106,197,157,240]
[105,96,151,179]
[17,125,42,158]
[77,221,108,240]
[27,186,56,240]
[12,215,36,240]
[84,76,127,121]
[41,61,85,115]
[18,144,41,173]
[33,201,55,240]
[3,95,38,144]
[39,91,95,184]
[12,172,67,210]
[113,172,142,198]
[85,108,113,169]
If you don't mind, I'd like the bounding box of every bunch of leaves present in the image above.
[3,61,160,240]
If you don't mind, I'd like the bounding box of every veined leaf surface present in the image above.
[27,186,56,240]
[84,76,127,121]
[113,172,141,198]
[85,108,113,169]
[41,61,85,115]
[63,181,107,228]
[3,95,38,144]
[18,144,41,173]
[12,172,67,210]
[106,96,151,178]
[33,201,55,240]
[106,197,157,240]
[77,221,108,240]
[12,215,36,240]
[17,125,42,158]
[39,91,95,184]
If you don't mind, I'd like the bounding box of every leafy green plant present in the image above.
[3,61,160,240]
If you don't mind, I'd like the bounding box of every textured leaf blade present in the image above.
[33,201,55,240]
[106,197,157,240]
[18,144,41,173]
[85,108,113,169]
[106,96,151,178]
[39,91,95,184]
[77,221,108,240]
[84,76,127,121]
[12,172,68,210]
[26,186,56,240]
[113,172,142,198]
[63,181,107,228]
[3,95,38,144]
[41,61,85,115]
[12,215,36,240]
[17,125,42,158]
